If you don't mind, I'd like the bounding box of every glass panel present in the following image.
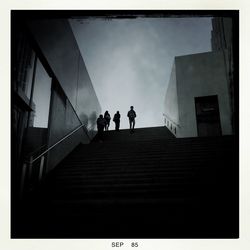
[14,34,35,100]
[31,58,52,128]
[25,50,36,99]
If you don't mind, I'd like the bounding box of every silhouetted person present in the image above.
[127,106,136,133]
[104,111,111,131]
[96,114,106,141]
[113,111,121,131]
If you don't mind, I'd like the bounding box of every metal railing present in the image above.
[20,123,89,199]
[163,113,180,128]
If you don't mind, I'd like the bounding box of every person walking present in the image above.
[113,111,121,131]
[127,106,136,133]
[96,114,106,141]
[104,111,111,131]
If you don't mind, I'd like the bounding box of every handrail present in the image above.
[24,143,48,160]
[163,113,181,128]
[20,123,93,199]
[28,124,87,164]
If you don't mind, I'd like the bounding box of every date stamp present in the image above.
[111,242,139,248]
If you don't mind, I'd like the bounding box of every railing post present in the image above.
[28,156,33,178]
[20,163,27,199]
[28,156,33,191]
[38,156,45,182]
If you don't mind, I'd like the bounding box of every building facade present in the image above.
[164,51,233,138]
[12,12,101,198]
[211,17,236,131]
[164,16,237,138]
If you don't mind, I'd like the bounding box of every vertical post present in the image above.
[26,55,37,128]
[38,156,45,182]
[28,156,33,191]
[28,156,33,179]
[20,163,27,199]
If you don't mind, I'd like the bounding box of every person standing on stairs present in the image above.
[104,111,111,131]
[96,114,106,142]
[127,106,136,133]
[113,111,121,131]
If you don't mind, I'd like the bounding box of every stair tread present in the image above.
[23,127,237,238]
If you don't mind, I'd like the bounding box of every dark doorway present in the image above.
[195,95,222,136]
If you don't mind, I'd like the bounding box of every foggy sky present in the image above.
[69,17,212,129]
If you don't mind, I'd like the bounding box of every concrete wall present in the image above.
[164,62,179,124]
[211,17,232,51]
[27,18,101,136]
[163,62,180,136]
[175,51,232,137]
[211,17,235,133]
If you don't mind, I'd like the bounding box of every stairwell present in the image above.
[16,126,238,238]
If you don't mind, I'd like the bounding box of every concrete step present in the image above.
[19,126,237,238]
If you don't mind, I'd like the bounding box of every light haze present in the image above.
[69,17,212,129]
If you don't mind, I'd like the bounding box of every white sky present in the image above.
[69,17,212,129]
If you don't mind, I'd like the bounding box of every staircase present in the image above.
[16,127,238,238]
